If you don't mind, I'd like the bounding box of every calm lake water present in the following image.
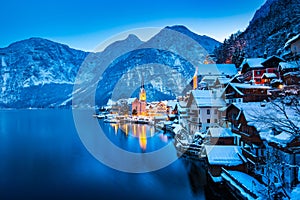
[0,109,207,200]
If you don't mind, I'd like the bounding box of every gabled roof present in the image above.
[207,127,234,138]
[261,73,277,79]
[224,83,271,97]
[205,145,247,166]
[240,58,266,73]
[261,55,285,66]
[197,64,237,77]
[190,89,225,107]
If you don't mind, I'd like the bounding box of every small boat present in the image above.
[96,114,106,119]
[104,115,120,123]
[104,118,120,123]
[137,117,148,124]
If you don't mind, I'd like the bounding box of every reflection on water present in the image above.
[0,110,207,199]
[99,120,169,153]
[182,159,207,195]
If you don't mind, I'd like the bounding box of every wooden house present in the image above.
[205,145,247,178]
[240,56,284,84]
[283,33,300,61]
[205,127,236,145]
[224,83,271,104]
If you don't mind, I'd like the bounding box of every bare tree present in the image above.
[249,96,300,199]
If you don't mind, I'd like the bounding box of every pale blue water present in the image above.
[0,109,206,200]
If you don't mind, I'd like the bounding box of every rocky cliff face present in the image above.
[0,26,221,108]
[240,0,300,57]
[214,0,300,64]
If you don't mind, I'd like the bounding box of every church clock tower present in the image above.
[139,78,146,102]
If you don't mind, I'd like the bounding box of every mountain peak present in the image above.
[162,25,221,53]
[165,25,190,32]
[126,34,141,41]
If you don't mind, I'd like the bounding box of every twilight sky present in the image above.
[1,0,265,51]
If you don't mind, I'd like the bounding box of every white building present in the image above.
[186,89,226,134]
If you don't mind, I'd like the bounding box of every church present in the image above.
[131,79,147,116]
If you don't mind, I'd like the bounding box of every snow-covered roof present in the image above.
[279,62,299,70]
[191,90,225,107]
[217,77,231,85]
[127,97,138,104]
[232,102,300,147]
[284,33,300,49]
[221,170,267,199]
[205,145,247,166]
[207,127,234,138]
[240,58,265,70]
[261,73,277,79]
[233,102,270,126]
[230,83,270,90]
[197,64,237,77]
[260,130,295,148]
[167,100,177,109]
[283,71,300,77]
[261,55,284,65]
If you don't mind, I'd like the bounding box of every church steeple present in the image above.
[193,67,198,90]
[139,76,146,102]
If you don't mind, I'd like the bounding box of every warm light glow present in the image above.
[278,84,284,89]
[139,88,147,102]
[193,67,198,90]
[139,126,147,151]
[111,124,119,135]
[132,124,137,136]
[121,124,128,136]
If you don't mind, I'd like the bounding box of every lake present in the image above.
[0,109,207,199]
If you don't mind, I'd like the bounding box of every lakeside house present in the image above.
[205,145,247,179]
[239,56,284,85]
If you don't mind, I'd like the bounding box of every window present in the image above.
[256,71,261,75]
[207,119,210,123]
[207,109,210,115]
[214,109,217,114]
[214,119,218,123]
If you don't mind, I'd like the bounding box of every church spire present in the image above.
[193,66,198,90]
[139,75,146,102]
[141,75,144,89]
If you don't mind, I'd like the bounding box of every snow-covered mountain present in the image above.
[0,26,221,108]
[0,38,88,108]
[95,25,221,105]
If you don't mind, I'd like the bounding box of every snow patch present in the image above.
[1,57,7,67]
